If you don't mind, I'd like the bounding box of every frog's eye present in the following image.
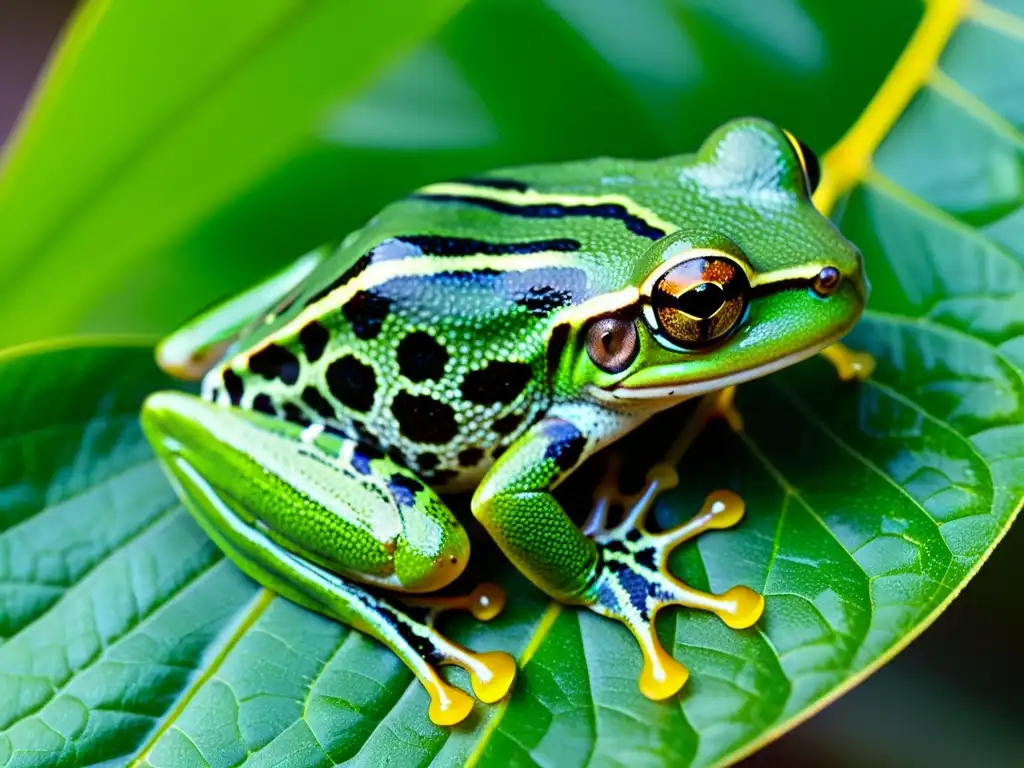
[586,315,639,373]
[651,256,749,348]
[783,130,821,196]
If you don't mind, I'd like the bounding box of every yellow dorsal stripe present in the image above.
[235,251,582,364]
[813,0,968,214]
[417,182,680,238]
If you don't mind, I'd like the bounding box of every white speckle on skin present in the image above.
[301,423,325,443]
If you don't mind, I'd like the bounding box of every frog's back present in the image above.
[200,157,688,487]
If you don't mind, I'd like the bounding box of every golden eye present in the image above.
[586,315,639,373]
[652,256,749,348]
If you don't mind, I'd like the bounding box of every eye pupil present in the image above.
[679,283,726,319]
[650,254,750,348]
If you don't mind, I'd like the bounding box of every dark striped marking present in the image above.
[304,252,374,308]
[454,177,530,192]
[413,193,666,240]
[395,235,580,256]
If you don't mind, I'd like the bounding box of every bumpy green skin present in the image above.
[143,118,867,708]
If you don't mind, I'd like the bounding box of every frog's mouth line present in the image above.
[588,332,845,403]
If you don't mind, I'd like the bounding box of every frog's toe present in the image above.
[402,582,506,624]
[380,598,517,725]
[428,684,475,727]
[585,484,764,700]
[395,583,517,722]
[820,342,875,381]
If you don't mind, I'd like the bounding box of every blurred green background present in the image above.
[0,0,1021,764]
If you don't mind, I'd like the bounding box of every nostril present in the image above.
[812,266,841,296]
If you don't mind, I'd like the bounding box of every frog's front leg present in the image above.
[472,412,762,700]
[142,392,515,726]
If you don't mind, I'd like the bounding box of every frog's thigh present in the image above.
[157,246,327,380]
[142,391,515,725]
[141,390,468,593]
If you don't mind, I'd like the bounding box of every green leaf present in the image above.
[1,2,1023,767]
[0,0,918,344]
[0,0,472,347]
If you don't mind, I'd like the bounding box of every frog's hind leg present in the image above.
[819,342,875,381]
[157,246,327,380]
[584,458,764,700]
[170,455,514,726]
[142,391,516,726]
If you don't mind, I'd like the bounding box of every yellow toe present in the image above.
[469,651,518,703]
[639,649,690,700]
[715,586,765,629]
[428,683,475,727]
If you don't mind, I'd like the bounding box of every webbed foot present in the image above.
[582,458,763,699]
[391,582,517,724]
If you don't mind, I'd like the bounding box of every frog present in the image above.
[141,118,870,727]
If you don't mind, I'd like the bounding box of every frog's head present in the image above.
[573,118,868,405]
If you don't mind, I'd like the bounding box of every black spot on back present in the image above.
[223,369,244,406]
[492,412,524,435]
[343,290,392,339]
[515,285,574,316]
[543,421,586,472]
[301,386,336,419]
[282,402,310,426]
[397,331,449,383]
[299,321,329,363]
[304,252,373,308]
[252,393,276,416]
[248,344,300,385]
[458,447,484,467]
[391,392,459,444]
[418,452,440,472]
[326,355,377,413]
[460,361,533,405]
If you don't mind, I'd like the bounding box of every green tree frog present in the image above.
[142,118,869,726]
